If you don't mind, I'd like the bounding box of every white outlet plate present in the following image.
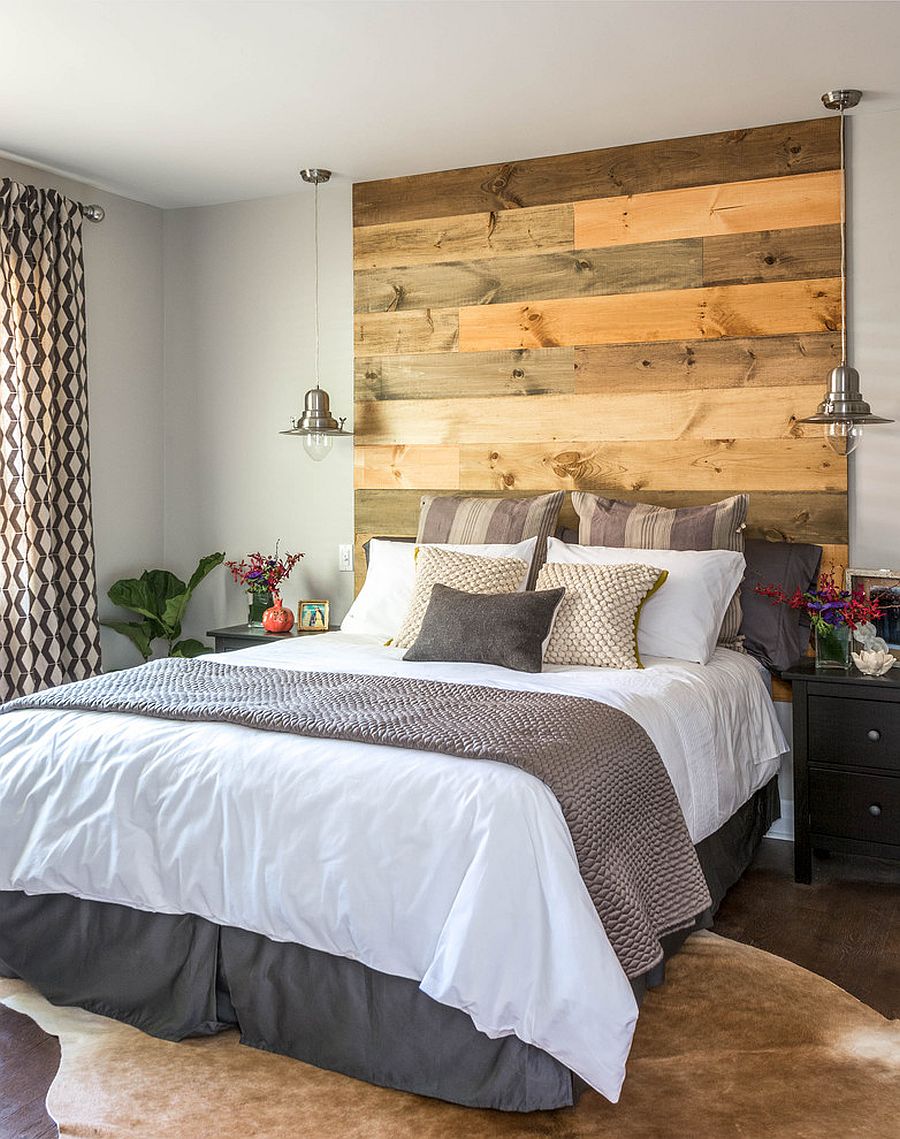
[338,544,354,572]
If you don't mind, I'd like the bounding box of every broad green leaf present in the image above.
[100,619,155,661]
[169,638,213,658]
[163,552,225,634]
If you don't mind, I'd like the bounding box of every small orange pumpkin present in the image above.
[262,595,294,633]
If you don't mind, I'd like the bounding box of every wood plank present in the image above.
[353,204,572,270]
[355,489,848,546]
[354,239,701,312]
[575,333,839,394]
[355,347,576,402]
[353,118,840,226]
[457,278,841,353]
[573,171,841,248]
[355,307,458,356]
[456,439,846,494]
[355,445,461,490]
[772,677,793,702]
[702,225,841,287]
[355,386,826,445]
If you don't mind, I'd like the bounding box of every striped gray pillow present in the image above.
[571,492,749,650]
[416,493,564,589]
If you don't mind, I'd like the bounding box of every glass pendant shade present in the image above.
[303,432,333,462]
[825,421,863,456]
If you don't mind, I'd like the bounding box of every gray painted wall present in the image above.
[0,155,165,672]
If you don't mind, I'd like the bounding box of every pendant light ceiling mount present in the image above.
[797,88,892,456]
[281,166,352,460]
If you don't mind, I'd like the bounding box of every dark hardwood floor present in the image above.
[0,839,897,1137]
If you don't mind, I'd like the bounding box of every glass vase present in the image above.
[814,623,851,669]
[247,590,274,627]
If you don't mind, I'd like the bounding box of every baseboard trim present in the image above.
[766,799,794,842]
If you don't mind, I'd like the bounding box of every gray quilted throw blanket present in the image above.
[3,658,711,978]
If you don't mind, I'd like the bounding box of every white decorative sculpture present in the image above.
[851,649,895,676]
[852,621,891,654]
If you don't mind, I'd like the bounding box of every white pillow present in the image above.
[342,537,537,640]
[545,537,745,665]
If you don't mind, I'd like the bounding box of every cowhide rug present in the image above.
[1,932,898,1138]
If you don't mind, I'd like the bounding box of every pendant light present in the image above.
[797,90,893,455]
[280,168,353,461]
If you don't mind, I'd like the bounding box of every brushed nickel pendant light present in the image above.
[797,89,892,456]
[281,167,353,461]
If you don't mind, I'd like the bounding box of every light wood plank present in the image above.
[575,333,840,394]
[354,240,701,312]
[355,308,458,356]
[355,348,576,402]
[355,445,461,490]
[771,677,793,702]
[457,278,841,353]
[701,225,841,287]
[574,171,841,248]
[353,119,840,226]
[353,204,572,270]
[456,439,846,494]
[355,489,848,546]
[354,387,826,445]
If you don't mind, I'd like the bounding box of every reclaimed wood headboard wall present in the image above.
[351,118,849,628]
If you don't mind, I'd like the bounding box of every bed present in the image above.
[0,628,785,1110]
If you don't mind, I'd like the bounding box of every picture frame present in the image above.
[298,599,330,632]
[845,568,900,662]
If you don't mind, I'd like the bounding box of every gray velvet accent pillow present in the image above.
[403,584,565,673]
[740,539,823,672]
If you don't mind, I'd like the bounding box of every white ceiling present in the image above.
[3,0,900,209]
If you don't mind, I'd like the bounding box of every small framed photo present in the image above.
[298,599,330,632]
[846,568,900,662]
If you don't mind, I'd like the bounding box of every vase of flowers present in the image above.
[756,571,883,670]
[225,543,304,627]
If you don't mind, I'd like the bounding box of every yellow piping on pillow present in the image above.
[633,569,668,669]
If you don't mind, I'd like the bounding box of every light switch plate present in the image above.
[338,544,354,572]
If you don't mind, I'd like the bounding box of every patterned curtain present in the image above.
[0,179,102,699]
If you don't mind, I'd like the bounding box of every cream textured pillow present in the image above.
[537,561,667,669]
[394,547,529,648]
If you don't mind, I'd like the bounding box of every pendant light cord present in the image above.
[313,179,321,388]
[839,105,847,365]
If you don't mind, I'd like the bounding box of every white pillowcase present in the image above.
[545,537,745,665]
[342,537,538,640]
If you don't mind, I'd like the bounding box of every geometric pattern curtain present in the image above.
[0,179,102,699]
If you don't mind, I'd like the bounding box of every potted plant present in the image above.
[756,571,883,669]
[225,543,303,626]
[102,552,225,661]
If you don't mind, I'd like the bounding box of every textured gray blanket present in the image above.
[2,658,711,978]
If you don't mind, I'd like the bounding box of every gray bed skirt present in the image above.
[0,776,779,1112]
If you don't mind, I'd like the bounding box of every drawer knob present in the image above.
[867,729,881,742]
[868,803,882,817]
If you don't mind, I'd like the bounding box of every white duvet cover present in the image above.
[0,633,786,1102]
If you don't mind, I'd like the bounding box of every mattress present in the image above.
[0,632,787,1101]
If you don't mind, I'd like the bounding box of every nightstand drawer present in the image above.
[809,768,900,845]
[809,695,900,772]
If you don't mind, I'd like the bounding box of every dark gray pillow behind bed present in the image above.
[740,539,822,672]
[403,584,565,673]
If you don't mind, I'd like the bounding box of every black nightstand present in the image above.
[782,658,900,883]
[206,623,339,653]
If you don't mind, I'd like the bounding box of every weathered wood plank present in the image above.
[355,347,575,402]
[574,171,841,248]
[457,278,840,353]
[354,240,701,312]
[355,307,458,356]
[702,225,841,287]
[355,489,849,545]
[353,204,572,270]
[574,333,840,394]
[353,118,840,226]
[456,439,846,494]
[355,445,461,490]
[354,386,825,445]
